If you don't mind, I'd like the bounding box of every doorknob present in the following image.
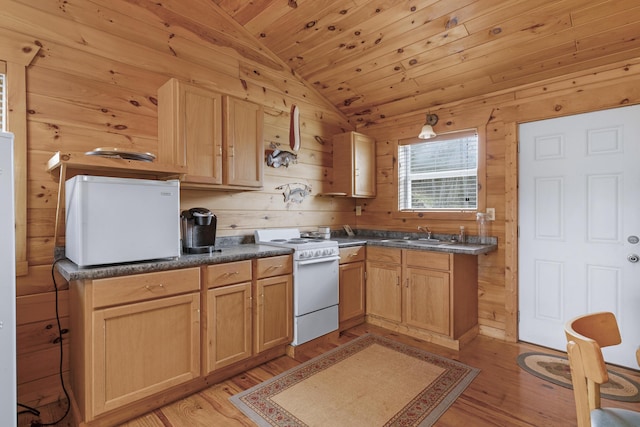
[627,254,639,263]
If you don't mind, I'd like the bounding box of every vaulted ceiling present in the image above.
[213,0,640,125]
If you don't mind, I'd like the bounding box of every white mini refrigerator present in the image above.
[0,132,17,426]
[65,175,181,267]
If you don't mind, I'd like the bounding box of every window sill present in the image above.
[392,210,479,221]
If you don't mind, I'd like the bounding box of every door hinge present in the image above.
[517,310,520,323]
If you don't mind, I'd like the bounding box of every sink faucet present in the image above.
[417,226,432,239]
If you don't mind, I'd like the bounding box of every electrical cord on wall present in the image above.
[17,258,71,426]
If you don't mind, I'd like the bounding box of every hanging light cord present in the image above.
[17,259,71,426]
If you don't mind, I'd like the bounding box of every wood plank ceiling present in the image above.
[213,0,640,125]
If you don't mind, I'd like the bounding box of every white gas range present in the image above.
[254,228,340,346]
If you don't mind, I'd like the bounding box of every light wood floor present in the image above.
[19,323,640,426]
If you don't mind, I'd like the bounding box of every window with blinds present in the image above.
[398,129,478,211]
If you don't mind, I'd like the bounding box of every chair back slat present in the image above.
[570,312,621,348]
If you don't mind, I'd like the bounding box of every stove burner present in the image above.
[288,238,308,243]
[270,239,287,242]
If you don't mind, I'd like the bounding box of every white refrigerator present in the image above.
[0,132,16,425]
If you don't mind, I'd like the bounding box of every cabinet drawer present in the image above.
[367,246,401,264]
[405,250,450,271]
[206,260,252,288]
[92,268,201,309]
[339,246,365,264]
[255,255,292,279]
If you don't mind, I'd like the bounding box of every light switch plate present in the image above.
[486,208,495,221]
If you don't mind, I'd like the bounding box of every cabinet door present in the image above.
[158,79,223,185]
[254,274,292,353]
[339,261,365,324]
[92,293,200,416]
[365,261,402,322]
[224,96,264,188]
[405,267,450,335]
[333,131,376,198]
[206,282,252,372]
[353,133,376,197]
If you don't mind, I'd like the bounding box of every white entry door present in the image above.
[519,104,640,369]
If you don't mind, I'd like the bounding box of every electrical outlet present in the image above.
[355,205,362,216]
[486,208,495,221]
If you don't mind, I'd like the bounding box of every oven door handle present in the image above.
[297,255,340,266]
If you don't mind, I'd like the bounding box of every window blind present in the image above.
[398,130,478,210]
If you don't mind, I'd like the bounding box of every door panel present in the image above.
[519,104,640,368]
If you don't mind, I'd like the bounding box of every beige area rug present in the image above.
[517,352,640,402]
[230,334,480,426]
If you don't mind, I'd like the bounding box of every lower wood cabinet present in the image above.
[70,268,201,422]
[338,246,366,330]
[69,255,293,426]
[365,247,402,323]
[203,256,292,373]
[205,260,253,372]
[254,255,293,353]
[365,246,478,349]
[404,260,450,335]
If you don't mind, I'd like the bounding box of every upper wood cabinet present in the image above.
[158,78,264,190]
[224,96,264,188]
[333,131,376,198]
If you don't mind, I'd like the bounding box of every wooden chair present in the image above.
[565,312,640,427]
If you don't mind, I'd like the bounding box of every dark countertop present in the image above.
[333,236,497,255]
[57,231,497,281]
[56,244,293,281]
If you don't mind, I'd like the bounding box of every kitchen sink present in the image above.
[380,239,455,246]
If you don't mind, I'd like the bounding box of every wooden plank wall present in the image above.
[8,0,640,411]
[356,57,640,342]
[3,0,355,408]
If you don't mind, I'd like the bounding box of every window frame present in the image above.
[1,37,40,276]
[392,125,487,221]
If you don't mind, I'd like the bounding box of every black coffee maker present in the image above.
[180,207,217,254]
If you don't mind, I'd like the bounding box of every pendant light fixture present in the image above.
[418,113,438,139]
